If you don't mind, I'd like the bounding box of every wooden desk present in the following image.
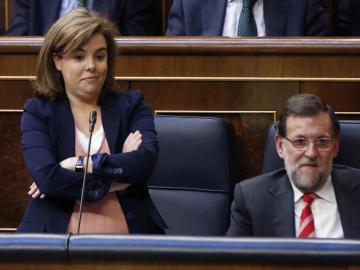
[1,234,360,270]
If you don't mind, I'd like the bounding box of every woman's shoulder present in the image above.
[23,96,65,117]
[23,97,51,113]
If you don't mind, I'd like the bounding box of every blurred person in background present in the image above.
[167,0,330,36]
[7,0,158,36]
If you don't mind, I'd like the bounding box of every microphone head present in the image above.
[89,111,97,132]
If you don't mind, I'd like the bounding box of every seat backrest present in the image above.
[148,115,237,236]
[262,120,360,173]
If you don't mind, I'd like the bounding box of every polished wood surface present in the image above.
[0,37,360,230]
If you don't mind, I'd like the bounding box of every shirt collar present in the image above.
[290,174,337,204]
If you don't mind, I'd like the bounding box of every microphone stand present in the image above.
[76,111,97,234]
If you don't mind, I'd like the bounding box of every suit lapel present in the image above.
[263,0,287,36]
[100,95,122,154]
[202,0,227,35]
[53,96,75,159]
[269,174,295,237]
[52,94,121,158]
[332,168,360,238]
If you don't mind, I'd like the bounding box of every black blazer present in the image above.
[7,0,157,36]
[227,165,360,238]
[17,90,167,233]
[167,0,329,36]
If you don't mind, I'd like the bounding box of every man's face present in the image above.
[275,112,340,193]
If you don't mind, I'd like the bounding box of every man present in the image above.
[167,0,329,36]
[7,0,157,36]
[227,94,360,238]
[336,0,360,35]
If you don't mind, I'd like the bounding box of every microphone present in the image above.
[76,110,97,234]
[89,110,97,132]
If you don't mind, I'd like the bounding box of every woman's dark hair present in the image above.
[35,8,119,99]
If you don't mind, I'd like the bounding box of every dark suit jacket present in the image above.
[17,90,167,233]
[7,0,157,36]
[167,0,329,36]
[337,0,360,35]
[226,165,360,238]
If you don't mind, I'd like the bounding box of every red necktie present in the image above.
[298,193,316,238]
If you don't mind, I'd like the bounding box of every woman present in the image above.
[18,8,166,234]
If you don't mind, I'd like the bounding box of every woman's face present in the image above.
[53,33,108,104]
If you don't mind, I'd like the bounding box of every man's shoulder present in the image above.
[333,164,360,178]
[237,168,288,191]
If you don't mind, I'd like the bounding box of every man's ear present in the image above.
[275,134,285,160]
[332,135,340,158]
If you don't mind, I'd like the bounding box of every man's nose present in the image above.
[304,141,318,159]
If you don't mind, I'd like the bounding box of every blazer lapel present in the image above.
[332,169,360,238]
[52,94,121,158]
[100,95,122,154]
[202,0,227,35]
[264,0,287,36]
[269,174,295,237]
[52,96,75,159]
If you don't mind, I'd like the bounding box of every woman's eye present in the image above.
[96,54,106,60]
[72,54,84,60]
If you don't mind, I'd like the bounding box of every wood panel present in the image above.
[0,80,34,109]
[302,81,360,112]
[162,0,173,34]
[133,81,299,111]
[0,112,30,228]
[0,0,15,34]
[0,0,4,35]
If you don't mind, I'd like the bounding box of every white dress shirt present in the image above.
[291,175,344,238]
[222,0,266,37]
[59,0,94,18]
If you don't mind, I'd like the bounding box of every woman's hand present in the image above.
[52,131,142,195]
[122,130,142,153]
[60,156,93,173]
[108,131,143,193]
[60,156,78,171]
[28,182,46,199]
